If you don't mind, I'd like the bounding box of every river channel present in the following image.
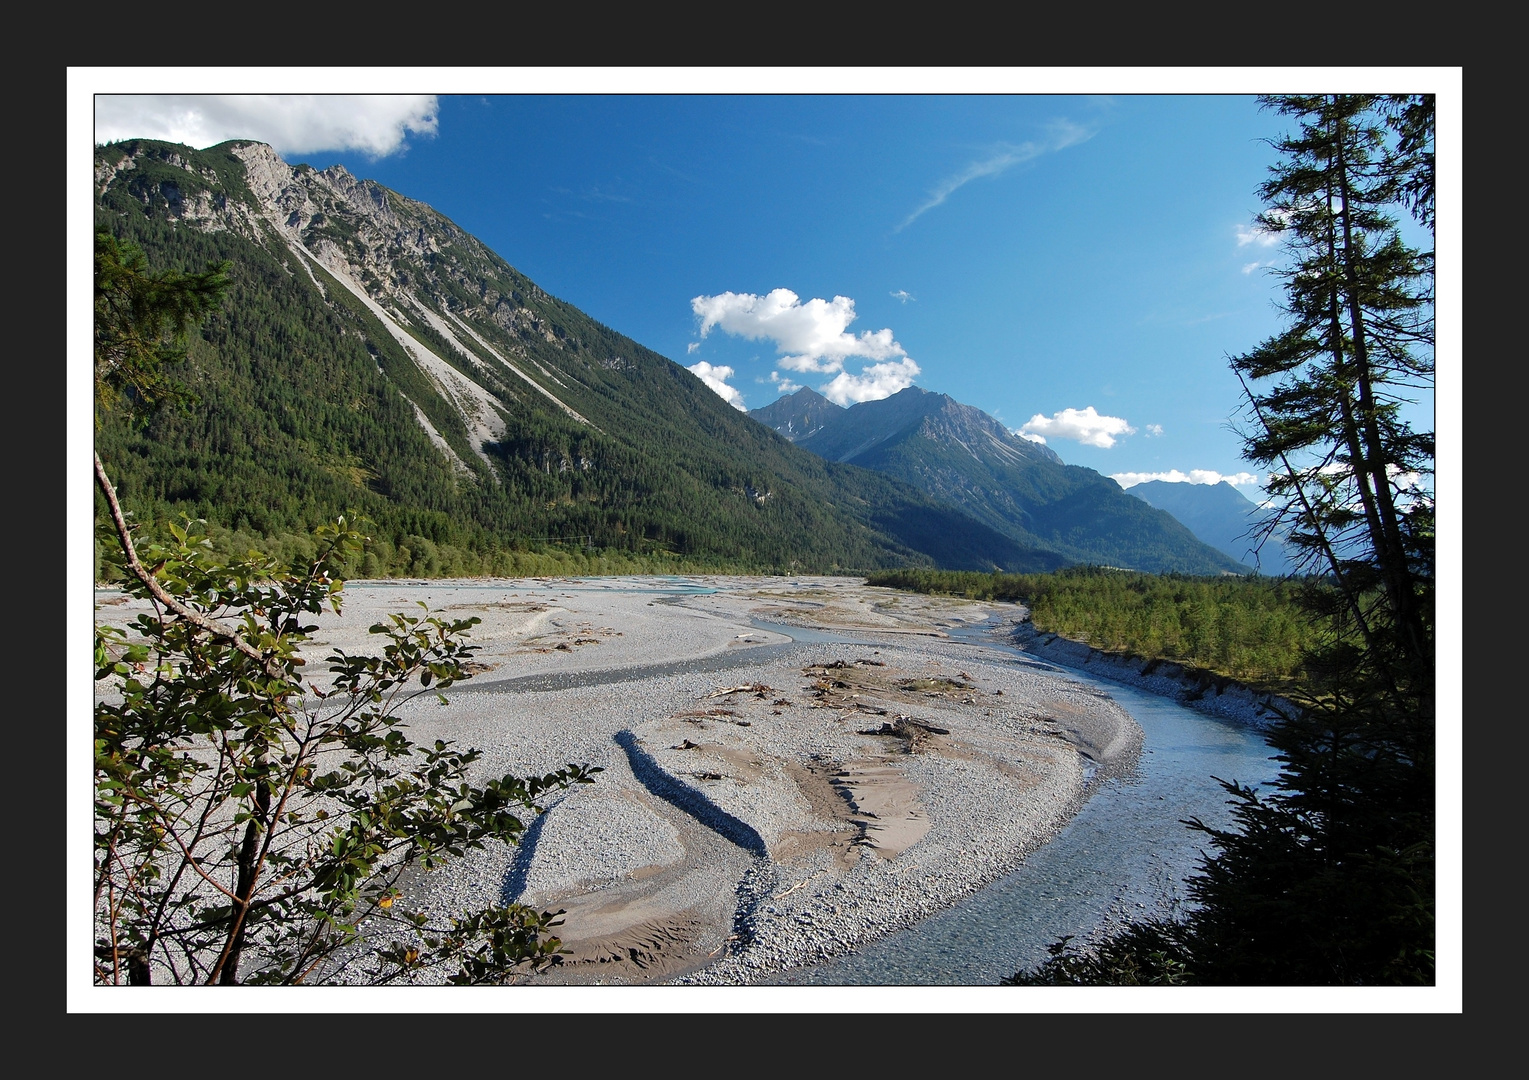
[754,619,1282,985]
[400,576,1284,984]
[225,575,1284,985]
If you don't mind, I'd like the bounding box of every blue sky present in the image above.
[80,73,1454,501]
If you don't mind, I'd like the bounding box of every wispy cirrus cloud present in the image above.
[896,119,1094,232]
[1236,223,1281,248]
[580,184,631,203]
[1236,207,1291,248]
[94,95,438,159]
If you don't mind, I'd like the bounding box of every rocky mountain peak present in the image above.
[749,385,843,442]
[227,140,292,200]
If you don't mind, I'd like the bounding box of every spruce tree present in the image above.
[1008,94,1436,986]
[1197,92,1435,985]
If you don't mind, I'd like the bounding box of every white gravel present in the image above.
[93,575,1146,988]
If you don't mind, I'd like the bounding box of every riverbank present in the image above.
[1001,616,1296,731]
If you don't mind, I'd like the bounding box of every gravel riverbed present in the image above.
[94,574,1148,988]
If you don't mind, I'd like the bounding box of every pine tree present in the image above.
[1232,94,1434,695]
[1008,94,1436,986]
[94,231,230,422]
[1192,92,1436,984]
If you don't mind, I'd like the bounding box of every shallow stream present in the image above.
[331,577,1284,985]
[756,620,1281,985]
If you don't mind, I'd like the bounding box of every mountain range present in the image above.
[93,138,1247,578]
[751,387,1247,575]
[1125,480,1302,576]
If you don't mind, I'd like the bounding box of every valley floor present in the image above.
[94,575,1144,995]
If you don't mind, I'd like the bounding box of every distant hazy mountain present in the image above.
[751,386,1248,576]
[1126,480,1301,576]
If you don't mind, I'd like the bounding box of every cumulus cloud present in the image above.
[890,289,913,303]
[897,119,1094,232]
[693,289,908,373]
[768,371,803,394]
[1390,468,1433,512]
[1303,462,1432,514]
[94,95,439,159]
[1110,469,1263,489]
[819,359,921,406]
[1145,424,1164,437]
[687,361,746,410]
[1017,407,1135,449]
[691,288,919,404]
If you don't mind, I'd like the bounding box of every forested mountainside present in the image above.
[753,387,1249,576]
[93,139,1062,576]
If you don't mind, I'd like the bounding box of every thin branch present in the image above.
[95,452,278,675]
[1234,369,1384,663]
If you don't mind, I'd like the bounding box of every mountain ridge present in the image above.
[93,139,1063,575]
[1126,480,1301,576]
[751,386,1249,575]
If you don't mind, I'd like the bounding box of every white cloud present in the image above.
[897,120,1094,231]
[1236,208,1292,249]
[693,289,908,373]
[686,342,701,354]
[1391,468,1432,512]
[1296,461,1433,514]
[1145,424,1164,437]
[768,371,802,394]
[819,359,921,406]
[94,95,439,159]
[1018,406,1135,449]
[1235,223,1280,248]
[1018,432,1048,444]
[1241,261,1265,275]
[687,361,746,410]
[890,289,913,303]
[691,288,919,404]
[1110,469,1263,488]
